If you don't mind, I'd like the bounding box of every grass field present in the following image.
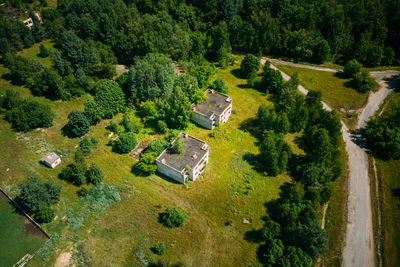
[0,193,47,267]
[371,91,400,266]
[0,52,292,266]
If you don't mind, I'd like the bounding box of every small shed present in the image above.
[41,152,61,168]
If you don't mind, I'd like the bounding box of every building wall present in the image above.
[191,112,214,129]
[156,161,185,184]
[191,151,209,181]
[220,103,232,123]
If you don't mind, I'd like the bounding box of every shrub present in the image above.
[83,97,102,125]
[38,44,49,57]
[351,69,375,93]
[5,99,54,132]
[17,176,61,214]
[156,120,168,134]
[35,206,54,223]
[211,78,228,93]
[2,89,21,110]
[152,242,166,255]
[135,152,158,175]
[66,111,90,137]
[122,112,143,133]
[86,162,104,184]
[172,136,185,154]
[146,138,169,155]
[94,80,125,119]
[107,121,120,134]
[78,136,97,156]
[159,207,187,228]
[138,101,158,121]
[116,132,138,153]
[343,59,362,77]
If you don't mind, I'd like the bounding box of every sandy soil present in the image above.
[55,251,72,267]
[261,58,400,267]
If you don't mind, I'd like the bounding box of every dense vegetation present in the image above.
[249,62,342,265]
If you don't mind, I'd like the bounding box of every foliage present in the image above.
[209,21,231,68]
[38,44,49,57]
[31,68,65,100]
[122,112,143,134]
[146,138,169,155]
[259,131,292,176]
[3,53,41,84]
[152,242,166,255]
[121,53,176,105]
[366,106,400,159]
[191,90,208,104]
[157,120,168,134]
[138,101,159,121]
[1,89,21,110]
[35,206,55,223]
[159,207,188,228]
[261,64,283,93]
[240,54,259,79]
[211,78,229,94]
[83,97,102,125]
[17,176,61,214]
[165,87,191,129]
[86,162,105,184]
[66,111,90,137]
[94,80,125,119]
[116,132,138,153]
[174,74,201,101]
[78,136,97,156]
[256,104,290,134]
[172,136,185,154]
[351,69,375,93]
[278,246,313,267]
[343,59,362,78]
[60,154,88,186]
[135,152,158,175]
[191,63,216,89]
[5,99,54,132]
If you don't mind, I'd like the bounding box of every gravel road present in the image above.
[261,58,400,267]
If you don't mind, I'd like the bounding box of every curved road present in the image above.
[261,58,400,267]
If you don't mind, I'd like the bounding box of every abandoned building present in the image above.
[156,133,209,184]
[41,152,61,168]
[191,89,232,129]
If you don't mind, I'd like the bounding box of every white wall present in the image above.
[156,161,185,184]
[191,112,214,129]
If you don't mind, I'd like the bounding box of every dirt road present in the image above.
[261,58,399,267]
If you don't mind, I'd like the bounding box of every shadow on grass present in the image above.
[244,228,264,243]
[231,68,244,79]
[61,124,76,138]
[239,118,263,141]
[243,152,265,174]
[391,188,400,205]
[333,71,347,79]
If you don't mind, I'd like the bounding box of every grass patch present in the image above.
[276,64,368,111]
[0,193,47,267]
[17,40,55,68]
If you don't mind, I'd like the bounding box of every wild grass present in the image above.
[0,194,46,267]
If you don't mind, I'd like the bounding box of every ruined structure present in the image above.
[191,89,232,129]
[156,133,209,184]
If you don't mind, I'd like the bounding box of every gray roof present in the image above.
[192,89,232,117]
[41,152,60,164]
[157,133,208,172]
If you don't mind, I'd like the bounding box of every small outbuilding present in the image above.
[191,89,232,129]
[156,133,209,184]
[41,152,61,168]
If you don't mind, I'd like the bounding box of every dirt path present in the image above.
[261,58,400,267]
[264,57,340,73]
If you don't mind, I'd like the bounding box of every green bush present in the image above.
[351,69,375,93]
[211,78,229,93]
[159,207,187,228]
[240,54,259,78]
[172,136,185,154]
[35,206,55,223]
[145,138,169,155]
[78,136,97,156]
[135,152,158,175]
[66,111,90,137]
[343,59,362,77]
[116,132,138,153]
[157,120,168,134]
[86,162,104,184]
[152,242,166,255]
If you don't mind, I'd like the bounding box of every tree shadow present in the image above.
[243,152,265,173]
[239,118,263,141]
[392,189,400,206]
[333,71,347,79]
[244,228,264,243]
[61,123,75,138]
[231,68,244,79]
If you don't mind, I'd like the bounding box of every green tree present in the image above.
[83,97,102,125]
[31,68,65,100]
[5,100,54,132]
[86,162,104,184]
[146,138,169,155]
[122,53,176,105]
[60,152,88,186]
[313,39,331,63]
[138,101,159,121]
[351,69,375,93]
[191,63,216,89]
[166,87,191,129]
[343,59,362,78]
[303,126,333,166]
[278,246,312,267]
[2,89,21,110]
[211,78,229,94]
[210,21,231,68]
[259,238,284,266]
[94,80,126,119]
[261,219,281,241]
[174,74,201,101]
[261,64,283,94]
[116,132,138,153]
[35,206,55,223]
[66,111,90,137]
[240,54,259,78]
[135,152,158,175]
[159,207,188,228]
[17,176,61,214]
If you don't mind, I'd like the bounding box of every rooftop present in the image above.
[192,89,232,118]
[41,152,60,164]
[157,133,208,172]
